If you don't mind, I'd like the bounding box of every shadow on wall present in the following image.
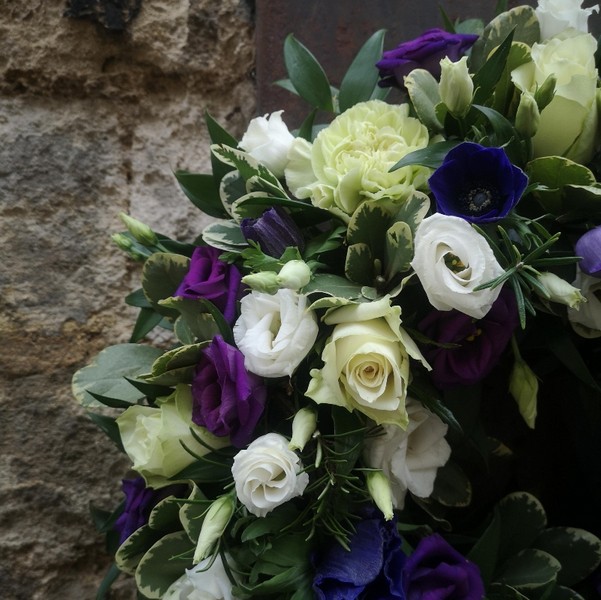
[64,0,142,31]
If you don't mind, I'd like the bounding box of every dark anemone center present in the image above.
[461,186,497,214]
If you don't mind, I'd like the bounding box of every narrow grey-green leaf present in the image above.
[390,141,460,171]
[303,273,364,300]
[174,171,227,219]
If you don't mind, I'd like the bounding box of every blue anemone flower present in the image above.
[429,142,528,223]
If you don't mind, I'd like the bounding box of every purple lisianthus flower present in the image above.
[419,288,518,389]
[575,226,601,278]
[175,246,242,324]
[113,477,185,545]
[403,534,485,600]
[313,512,407,599]
[240,206,305,258]
[191,335,266,448]
[377,28,478,88]
[429,142,528,224]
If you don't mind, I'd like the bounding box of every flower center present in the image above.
[462,186,495,214]
[444,252,466,273]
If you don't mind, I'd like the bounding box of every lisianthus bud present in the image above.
[241,271,280,294]
[119,213,158,246]
[536,272,586,309]
[276,260,312,291]
[193,494,236,564]
[575,226,601,277]
[534,74,556,113]
[111,232,133,251]
[240,206,305,258]
[509,357,538,429]
[439,56,473,117]
[515,91,540,138]
[365,470,394,521]
[289,407,317,451]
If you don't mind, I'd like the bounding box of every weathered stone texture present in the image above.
[0,1,255,598]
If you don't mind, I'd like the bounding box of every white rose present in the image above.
[239,110,295,178]
[511,32,599,163]
[231,433,309,517]
[364,399,451,509]
[116,385,229,487]
[536,0,598,40]
[306,296,430,429]
[164,554,236,600]
[233,288,318,378]
[568,269,601,338]
[411,213,505,319]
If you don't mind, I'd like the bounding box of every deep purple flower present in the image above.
[419,288,518,389]
[429,143,528,223]
[175,246,242,324]
[113,478,185,544]
[191,335,266,448]
[575,226,601,278]
[240,206,305,258]
[313,513,407,599]
[403,534,485,600]
[377,29,478,88]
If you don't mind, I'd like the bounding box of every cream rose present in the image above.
[511,32,599,163]
[411,213,505,319]
[163,554,236,600]
[231,433,309,517]
[116,385,229,487]
[568,270,601,338]
[239,110,295,178]
[233,288,318,378]
[285,100,430,220]
[536,0,598,40]
[364,399,451,509]
[306,296,430,429]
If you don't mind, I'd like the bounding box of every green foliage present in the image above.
[142,252,190,319]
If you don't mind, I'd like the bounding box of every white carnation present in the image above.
[232,433,309,517]
[364,399,451,509]
[411,213,505,319]
[233,288,318,378]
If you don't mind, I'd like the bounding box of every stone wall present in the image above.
[0,1,256,598]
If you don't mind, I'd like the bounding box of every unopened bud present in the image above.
[119,213,158,247]
[289,407,317,452]
[515,91,540,138]
[439,57,473,118]
[111,232,133,251]
[193,494,235,564]
[365,471,394,521]
[534,74,556,112]
[536,272,586,309]
[509,358,538,429]
[242,271,280,294]
[276,260,312,291]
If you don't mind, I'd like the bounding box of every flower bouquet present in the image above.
[73,0,601,598]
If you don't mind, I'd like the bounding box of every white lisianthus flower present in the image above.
[568,270,601,338]
[306,296,430,429]
[163,554,236,600]
[411,213,505,319]
[233,288,318,378]
[511,32,599,163]
[239,110,295,178]
[536,0,598,40]
[285,100,430,221]
[364,399,451,509]
[232,433,309,517]
[536,271,586,308]
[116,385,229,487]
[439,56,473,117]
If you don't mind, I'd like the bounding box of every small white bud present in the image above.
[536,272,586,309]
[193,494,235,564]
[509,358,539,429]
[365,471,394,521]
[241,271,280,294]
[119,213,158,246]
[289,407,317,452]
[439,57,473,118]
[276,260,312,291]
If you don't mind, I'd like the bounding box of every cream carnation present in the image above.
[536,0,598,40]
[285,100,430,220]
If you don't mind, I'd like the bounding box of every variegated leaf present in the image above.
[142,253,190,318]
[179,483,209,544]
[385,221,413,276]
[115,524,162,576]
[496,548,560,591]
[246,174,289,198]
[201,219,248,252]
[404,68,444,132]
[392,192,430,234]
[219,170,246,216]
[345,242,374,285]
[211,143,281,188]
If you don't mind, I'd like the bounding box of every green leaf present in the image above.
[148,495,185,532]
[201,220,248,253]
[145,343,207,386]
[331,407,365,476]
[471,104,521,155]
[115,524,163,575]
[174,171,227,219]
[179,484,209,543]
[172,449,236,484]
[212,144,280,188]
[487,583,529,599]
[297,108,318,142]
[497,492,547,563]
[430,460,472,507]
[125,288,153,309]
[84,391,133,409]
[205,111,238,148]
[345,243,374,285]
[88,413,124,451]
[547,586,585,600]
[135,531,194,599]
[160,296,221,343]
[472,29,515,105]
[496,548,561,591]
[385,221,413,276]
[130,307,164,342]
[404,69,444,132]
[283,34,334,112]
[303,273,364,300]
[338,30,386,112]
[533,527,601,586]
[142,253,190,317]
[390,140,460,171]
[124,377,173,400]
[95,563,121,600]
[72,344,163,408]
[241,505,301,543]
[468,509,501,586]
